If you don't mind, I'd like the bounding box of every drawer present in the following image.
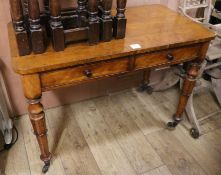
[40,58,129,90]
[135,45,200,70]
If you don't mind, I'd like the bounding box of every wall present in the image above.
[0,0,178,116]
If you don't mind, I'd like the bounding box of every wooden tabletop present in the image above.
[9,5,215,75]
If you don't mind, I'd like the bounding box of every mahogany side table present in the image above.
[8,5,215,173]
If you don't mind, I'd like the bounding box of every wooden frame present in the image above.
[9,0,128,55]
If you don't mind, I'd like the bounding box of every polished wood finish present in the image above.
[135,45,200,70]
[44,0,50,13]
[9,6,215,75]
[21,74,51,171]
[21,74,41,99]
[28,0,46,54]
[10,0,23,25]
[28,100,51,163]
[9,0,128,55]
[9,0,31,56]
[174,63,200,120]
[77,0,87,27]
[88,0,100,44]
[22,0,29,16]
[173,42,210,122]
[49,0,65,51]
[49,0,60,17]
[40,58,129,90]
[113,0,127,39]
[100,0,113,41]
[8,5,215,173]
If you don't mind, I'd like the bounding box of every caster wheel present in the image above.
[190,128,200,139]
[137,84,149,92]
[146,86,153,95]
[42,162,50,173]
[137,84,153,94]
[166,121,177,130]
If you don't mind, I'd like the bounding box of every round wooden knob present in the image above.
[166,53,174,61]
[83,69,92,77]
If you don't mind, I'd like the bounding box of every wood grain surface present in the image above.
[9,5,215,74]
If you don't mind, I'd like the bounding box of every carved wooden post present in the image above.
[138,70,153,93]
[49,0,65,51]
[22,0,30,27]
[100,0,113,41]
[22,0,28,17]
[9,0,31,56]
[113,0,127,39]
[42,0,50,36]
[21,74,52,173]
[44,0,50,14]
[167,63,200,129]
[142,70,151,87]
[77,0,87,27]
[88,0,100,44]
[167,42,210,130]
[28,0,46,53]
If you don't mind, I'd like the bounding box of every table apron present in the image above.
[40,44,201,91]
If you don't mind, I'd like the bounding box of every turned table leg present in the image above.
[9,0,31,56]
[28,0,46,53]
[137,69,153,94]
[88,0,100,44]
[100,0,113,41]
[167,42,210,130]
[113,0,127,39]
[22,74,51,173]
[167,62,200,129]
[49,0,65,51]
[28,99,52,173]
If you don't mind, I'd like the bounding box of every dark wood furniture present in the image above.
[8,5,215,173]
[9,0,127,55]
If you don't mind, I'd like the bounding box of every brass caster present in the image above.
[42,161,50,173]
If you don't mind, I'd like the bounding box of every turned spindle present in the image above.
[41,0,50,36]
[113,0,127,39]
[167,63,200,129]
[77,0,87,27]
[137,70,153,93]
[28,100,52,173]
[167,43,210,130]
[9,0,31,56]
[88,0,100,44]
[49,0,65,51]
[28,0,46,53]
[22,0,28,17]
[44,0,50,14]
[100,0,113,41]
[22,74,52,173]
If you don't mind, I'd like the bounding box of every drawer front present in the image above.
[41,58,129,90]
[135,45,200,69]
